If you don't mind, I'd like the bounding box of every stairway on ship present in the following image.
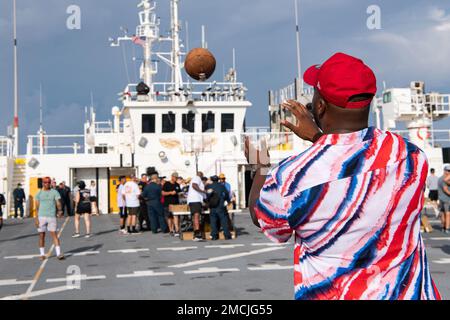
[8,159,27,217]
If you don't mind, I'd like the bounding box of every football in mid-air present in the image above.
[184,48,216,81]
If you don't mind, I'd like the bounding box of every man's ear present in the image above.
[316,98,327,119]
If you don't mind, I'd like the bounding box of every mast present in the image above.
[294,0,304,96]
[171,0,183,93]
[38,84,45,155]
[13,0,19,156]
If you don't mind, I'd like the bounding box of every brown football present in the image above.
[184,48,216,81]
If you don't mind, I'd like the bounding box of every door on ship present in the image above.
[238,165,254,209]
[109,168,136,214]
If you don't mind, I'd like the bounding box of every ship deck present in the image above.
[0,212,448,300]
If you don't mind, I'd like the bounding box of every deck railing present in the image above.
[121,82,248,103]
[0,137,13,157]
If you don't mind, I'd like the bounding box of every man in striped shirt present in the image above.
[246,53,441,300]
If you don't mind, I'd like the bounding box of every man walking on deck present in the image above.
[35,177,65,260]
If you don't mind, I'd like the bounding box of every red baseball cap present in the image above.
[303,53,377,109]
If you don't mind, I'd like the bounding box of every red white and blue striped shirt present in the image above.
[255,127,441,300]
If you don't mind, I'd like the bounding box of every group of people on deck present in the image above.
[115,170,236,241]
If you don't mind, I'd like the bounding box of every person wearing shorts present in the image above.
[438,165,450,234]
[124,175,141,234]
[89,180,99,216]
[187,172,207,241]
[35,177,65,261]
[73,181,93,238]
[117,176,128,234]
[162,172,182,237]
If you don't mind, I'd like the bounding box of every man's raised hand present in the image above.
[281,100,323,143]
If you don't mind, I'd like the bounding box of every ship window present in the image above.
[162,112,176,133]
[182,112,195,133]
[142,114,155,133]
[383,92,392,104]
[221,114,234,132]
[202,112,215,133]
[271,111,277,124]
[95,145,108,154]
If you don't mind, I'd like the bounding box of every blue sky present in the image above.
[1,0,450,153]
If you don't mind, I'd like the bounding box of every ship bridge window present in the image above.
[202,112,215,133]
[221,114,235,132]
[182,112,195,133]
[95,145,108,154]
[383,92,392,104]
[162,112,176,133]
[142,114,156,133]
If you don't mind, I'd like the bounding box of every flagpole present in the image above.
[13,0,19,157]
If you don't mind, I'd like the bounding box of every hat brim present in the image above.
[303,64,321,87]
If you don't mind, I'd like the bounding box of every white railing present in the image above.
[391,129,450,148]
[0,137,13,157]
[269,78,314,106]
[240,131,298,152]
[93,121,124,134]
[27,134,84,155]
[121,81,248,103]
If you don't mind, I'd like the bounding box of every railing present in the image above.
[269,78,314,106]
[391,129,450,148]
[93,121,124,134]
[27,134,85,155]
[0,137,13,157]
[121,81,248,103]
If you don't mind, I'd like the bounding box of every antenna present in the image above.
[294,0,304,95]
[185,21,190,52]
[90,91,94,109]
[39,84,43,131]
[201,25,207,49]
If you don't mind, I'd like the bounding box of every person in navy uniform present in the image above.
[206,175,232,240]
[13,183,26,219]
[142,173,168,234]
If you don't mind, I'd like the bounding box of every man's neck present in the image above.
[323,124,369,135]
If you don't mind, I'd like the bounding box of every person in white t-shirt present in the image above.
[89,180,99,216]
[123,174,141,234]
[187,171,207,241]
[117,176,128,234]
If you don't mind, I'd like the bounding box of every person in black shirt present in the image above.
[57,182,72,217]
[13,183,26,219]
[206,175,232,240]
[0,193,5,230]
[162,172,182,237]
[73,181,92,238]
[142,173,168,234]
[138,174,151,231]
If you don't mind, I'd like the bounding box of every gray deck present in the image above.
[0,212,448,300]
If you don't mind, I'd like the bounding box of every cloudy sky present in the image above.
[1,0,450,153]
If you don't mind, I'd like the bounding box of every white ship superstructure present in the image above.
[0,0,276,217]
